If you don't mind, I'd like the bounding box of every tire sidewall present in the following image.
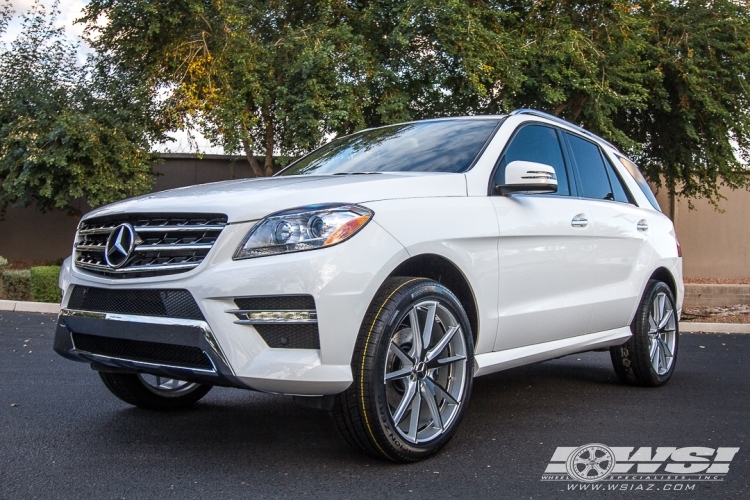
[634,281,679,385]
[366,280,474,460]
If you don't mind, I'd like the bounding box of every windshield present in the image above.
[279,119,500,176]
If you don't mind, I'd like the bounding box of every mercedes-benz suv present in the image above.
[54,109,683,462]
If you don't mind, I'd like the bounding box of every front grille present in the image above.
[71,333,213,369]
[254,324,321,349]
[74,213,228,278]
[68,286,204,320]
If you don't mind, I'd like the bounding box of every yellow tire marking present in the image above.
[360,278,423,461]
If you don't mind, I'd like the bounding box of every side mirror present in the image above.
[495,161,558,196]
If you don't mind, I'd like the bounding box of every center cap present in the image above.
[414,361,427,379]
[104,223,135,268]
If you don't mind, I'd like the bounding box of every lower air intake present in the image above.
[67,286,204,320]
[254,324,321,349]
[72,333,213,370]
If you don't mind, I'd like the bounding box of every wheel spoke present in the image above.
[408,308,423,358]
[658,340,669,372]
[651,340,660,372]
[658,309,673,331]
[425,376,459,406]
[385,367,412,382]
[648,314,658,334]
[425,326,459,363]
[406,385,422,442]
[436,354,466,366]
[658,294,666,322]
[421,380,443,431]
[392,380,417,426]
[389,342,414,367]
[658,337,673,359]
[421,302,438,351]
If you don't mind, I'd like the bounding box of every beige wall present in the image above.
[0,155,255,261]
[654,182,750,279]
[2,156,749,278]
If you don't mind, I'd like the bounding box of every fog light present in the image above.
[228,309,318,324]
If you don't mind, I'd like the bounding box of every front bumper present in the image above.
[54,218,409,395]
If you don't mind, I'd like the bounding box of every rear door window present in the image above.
[565,133,613,201]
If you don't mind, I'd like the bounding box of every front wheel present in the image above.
[99,372,212,410]
[331,277,474,462]
[610,280,679,386]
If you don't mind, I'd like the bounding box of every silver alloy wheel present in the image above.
[383,300,468,444]
[648,292,677,375]
[137,374,199,397]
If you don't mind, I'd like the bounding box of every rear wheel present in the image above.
[610,280,679,386]
[331,277,474,462]
[99,372,212,410]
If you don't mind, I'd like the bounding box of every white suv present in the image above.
[54,109,683,462]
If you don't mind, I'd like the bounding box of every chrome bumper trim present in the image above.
[59,308,232,370]
[53,308,251,388]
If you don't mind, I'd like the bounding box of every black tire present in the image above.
[331,277,475,462]
[98,372,212,410]
[610,280,679,386]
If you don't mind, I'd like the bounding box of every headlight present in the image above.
[234,204,374,259]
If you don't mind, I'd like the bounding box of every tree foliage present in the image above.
[0,1,164,215]
[81,0,750,203]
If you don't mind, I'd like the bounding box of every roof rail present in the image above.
[509,108,618,151]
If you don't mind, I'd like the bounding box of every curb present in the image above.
[0,299,60,314]
[680,322,750,334]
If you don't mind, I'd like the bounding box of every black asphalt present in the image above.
[0,311,747,499]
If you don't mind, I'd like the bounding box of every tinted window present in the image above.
[603,157,632,203]
[566,133,612,200]
[618,156,662,211]
[494,125,570,196]
[280,119,499,175]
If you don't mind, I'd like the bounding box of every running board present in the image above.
[473,327,632,377]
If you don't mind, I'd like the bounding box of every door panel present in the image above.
[563,131,652,333]
[491,195,595,351]
[586,200,652,332]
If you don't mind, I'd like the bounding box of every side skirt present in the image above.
[473,327,631,377]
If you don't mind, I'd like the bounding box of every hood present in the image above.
[83,172,467,223]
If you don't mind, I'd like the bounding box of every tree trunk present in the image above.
[553,95,588,120]
[262,106,275,177]
[241,138,265,178]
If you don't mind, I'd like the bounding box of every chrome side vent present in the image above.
[74,213,228,279]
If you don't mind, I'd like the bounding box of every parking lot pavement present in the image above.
[0,311,747,499]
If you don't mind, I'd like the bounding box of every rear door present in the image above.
[563,132,651,332]
[490,124,595,351]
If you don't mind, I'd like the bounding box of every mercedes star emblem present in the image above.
[104,223,135,268]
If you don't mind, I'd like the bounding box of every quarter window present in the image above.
[494,125,570,196]
[603,156,633,204]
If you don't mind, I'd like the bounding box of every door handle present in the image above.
[637,219,649,231]
[571,214,588,228]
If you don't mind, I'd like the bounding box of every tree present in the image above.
[0,1,165,215]
[82,0,370,177]
[82,0,750,204]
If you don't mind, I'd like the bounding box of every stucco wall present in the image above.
[653,182,750,279]
[2,156,749,278]
[0,155,254,261]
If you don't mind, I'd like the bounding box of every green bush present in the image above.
[0,256,7,273]
[30,266,62,303]
[2,270,32,301]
